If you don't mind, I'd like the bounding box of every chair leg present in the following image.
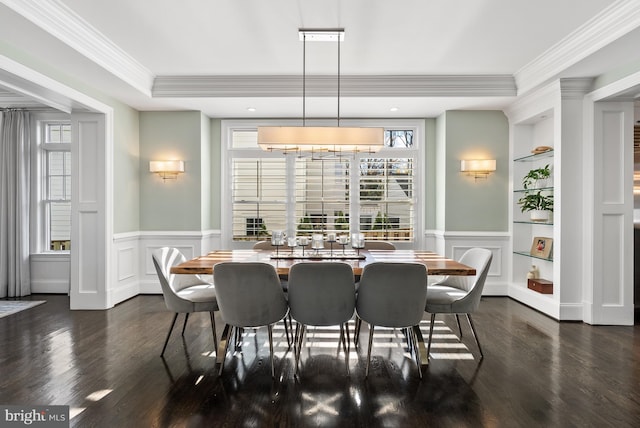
[455,314,463,338]
[181,313,189,336]
[354,317,362,347]
[161,313,179,356]
[339,324,346,355]
[210,311,218,352]
[342,323,350,376]
[410,327,422,379]
[283,314,292,348]
[295,324,306,376]
[466,314,484,359]
[268,324,275,378]
[426,313,436,362]
[217,324,233,376]
[365,325,375,378]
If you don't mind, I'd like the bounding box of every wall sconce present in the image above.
[149,160,184,181]
[460,159,496,180]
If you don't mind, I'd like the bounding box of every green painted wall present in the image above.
[441,111,509,231]
[139,111,203,231]
[113,107,140,233]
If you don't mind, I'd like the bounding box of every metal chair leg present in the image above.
[210,312,218,352]
[295,324,306,376]
[426,313,436,361]
[268,324,275,378]
[354,317,362,347]
[455,314,463,338]
[181,313,189,336]
[339,324,346,355]
[217,324,233,376]
[365,325,375,378]
[343,322,350,376]
[161,313,179,356]
[410,326,422,379]
[466,314,484,358]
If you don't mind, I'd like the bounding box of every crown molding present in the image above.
[559,78,595,99]
[152,74,516,98]
[515,0,640,96]
[2,0,154,96]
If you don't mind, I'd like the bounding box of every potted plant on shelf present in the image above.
[522,164,551,189]
[517,190,554,222]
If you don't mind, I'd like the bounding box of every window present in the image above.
[223,122,422,247]
[40,121,71,251]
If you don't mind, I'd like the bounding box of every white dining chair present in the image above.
[152,247,219,357]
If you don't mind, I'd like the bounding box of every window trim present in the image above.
[221,119,424,249]
[30,113,72,254]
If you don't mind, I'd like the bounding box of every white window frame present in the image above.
[220,119,424,249]
[30,113,72,254]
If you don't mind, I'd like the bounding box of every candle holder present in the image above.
[338,235,349,255]
[287,237,297,255]
[311,234,324,256]
[326,233,336,257]
[298,236,309,256]
[351,232,365,256]
[271,230,285,257]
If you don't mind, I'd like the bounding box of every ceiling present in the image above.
[1,0,639,118]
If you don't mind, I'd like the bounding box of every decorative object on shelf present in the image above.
[257,29,383,154]
[517,190,553,222]
[531,145,553,154]
[527,278,553,294]
[460,159,496,180]
[149,160,184,181]
[522,164,551,189]
[530,237,553,259]
[526,265,539,279]
[518,164,553,221]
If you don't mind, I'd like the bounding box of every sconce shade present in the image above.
[257,126,384,153]
[150,160,184,180]
[461,159,496,173]
[461,159,496,180]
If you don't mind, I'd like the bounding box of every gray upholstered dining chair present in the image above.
[355,262,428,378]
[425,248,492,360]
[363,241,396,250]
[152,247,219,357]
[287,262,356,376]
[213,262,289,378]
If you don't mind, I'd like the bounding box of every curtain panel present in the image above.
[0,110,31,297]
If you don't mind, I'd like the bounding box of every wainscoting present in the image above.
[34,230,509,308]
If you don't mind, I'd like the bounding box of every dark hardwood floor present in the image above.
[1,294,638,427]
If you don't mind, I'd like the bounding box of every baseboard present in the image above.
[31,280,69,294]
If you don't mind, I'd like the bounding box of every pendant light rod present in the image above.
[337,31,341,127]
[302,31,306,127]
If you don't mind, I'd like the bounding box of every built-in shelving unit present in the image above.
[510,112,557,316]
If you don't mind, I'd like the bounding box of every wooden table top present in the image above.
[170,249,476,277]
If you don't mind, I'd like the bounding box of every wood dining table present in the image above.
[170,248,476,277]
[170,248,476,367]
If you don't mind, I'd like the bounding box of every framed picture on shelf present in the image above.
[530,237,553,259]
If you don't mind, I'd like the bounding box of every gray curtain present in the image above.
[0,110,31,298]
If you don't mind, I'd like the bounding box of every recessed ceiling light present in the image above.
[247,107,256,112]
[390,107,399,112]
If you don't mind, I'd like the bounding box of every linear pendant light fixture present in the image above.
[258,29,384,154]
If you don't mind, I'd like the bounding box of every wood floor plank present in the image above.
[1,294,638,427]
